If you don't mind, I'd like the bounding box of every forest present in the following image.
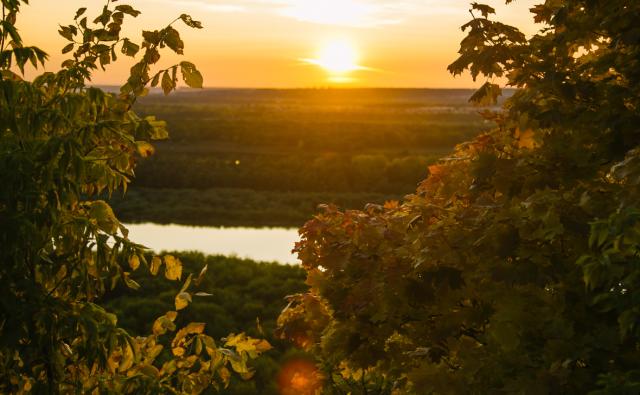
[109,88,498,227]
[2,0,640,394]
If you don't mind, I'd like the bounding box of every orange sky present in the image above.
[19,0,539,88]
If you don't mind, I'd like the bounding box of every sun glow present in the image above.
[302,39,363,80]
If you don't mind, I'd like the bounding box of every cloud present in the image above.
[272,0,462,27]
[165,0,462,28]
[204,4,246,13]
[146,0,246,13]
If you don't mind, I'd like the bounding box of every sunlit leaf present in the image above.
[175,291,191,310]
[164,255,182,281]
[128,255,140,271]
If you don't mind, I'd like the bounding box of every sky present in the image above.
[18,0,539,88]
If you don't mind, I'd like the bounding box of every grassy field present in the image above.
[112,88,500,227]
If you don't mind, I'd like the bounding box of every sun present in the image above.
[303,39,361,75]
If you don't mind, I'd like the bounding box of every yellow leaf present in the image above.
[172,346,185,357]
[173,322,206,348]
[123,272,140,290]
[516,128,537,149]
[147,344,164,360]
[229,357,249,374]
[128,255,140,271]
[150,256,162,276]
[136,141,155,157]
[225,333,272,359]
[203,336,218,358]
[166,311,178,321]
[88,200,119,234]
[254,339,272,353]
[139,364,159,378]
[152,311,178,336]
[218,367,231,387]
[160,359,177,375]
[180,273,192,293]
[175,291,191,310]
[164,255,182,281]
[118,343,134,372]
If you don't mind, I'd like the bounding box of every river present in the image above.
[124,223,300,264]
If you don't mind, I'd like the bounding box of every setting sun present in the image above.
[316,40,359,74]
[301,39,364,82]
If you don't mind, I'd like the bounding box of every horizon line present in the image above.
[93,85,513,90]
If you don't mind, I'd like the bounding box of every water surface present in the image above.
[125,223,300,264]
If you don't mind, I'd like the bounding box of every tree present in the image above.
[278,1,640,393]
[0,1,269,393]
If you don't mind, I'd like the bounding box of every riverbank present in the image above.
[110,187,402,228]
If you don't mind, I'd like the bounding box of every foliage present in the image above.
[0,1,268,393]
[103,252,311,395]
[279,1,640,393]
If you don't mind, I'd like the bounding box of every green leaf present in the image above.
[163,26,184,54]
[161,70,175,95]
[115,4,141,17]
[61,43,74,54]
[58,25,75,41]
[123,273,141,290]
[121,39,139,57]
[180,61,203,88]
[74,7,87,20]
[93,6,112,26]
[88,201,119,234]
[469,82,502,106]
[471,3,496,18]
[179,14,203,29]
[150,72,160,87]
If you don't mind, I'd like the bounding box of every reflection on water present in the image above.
[124,223,300,264]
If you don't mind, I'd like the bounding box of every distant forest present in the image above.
[111,89,507,227]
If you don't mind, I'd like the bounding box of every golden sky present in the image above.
[19,0,539,88]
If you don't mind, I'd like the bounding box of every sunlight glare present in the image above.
[303,39,361,78]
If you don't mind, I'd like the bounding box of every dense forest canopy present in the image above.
[278,1,640,393]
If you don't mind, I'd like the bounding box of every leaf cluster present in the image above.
[0,2,266,393]
[279,1,640,393]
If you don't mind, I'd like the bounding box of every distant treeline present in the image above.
[129,89,491,194]
[103,252,308,395]
[113,89,492,227]
[134,153,438,194]
[110,188,400,228]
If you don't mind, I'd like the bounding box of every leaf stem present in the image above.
[1,5,6,55]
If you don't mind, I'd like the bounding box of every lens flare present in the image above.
[277,359,322,395]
